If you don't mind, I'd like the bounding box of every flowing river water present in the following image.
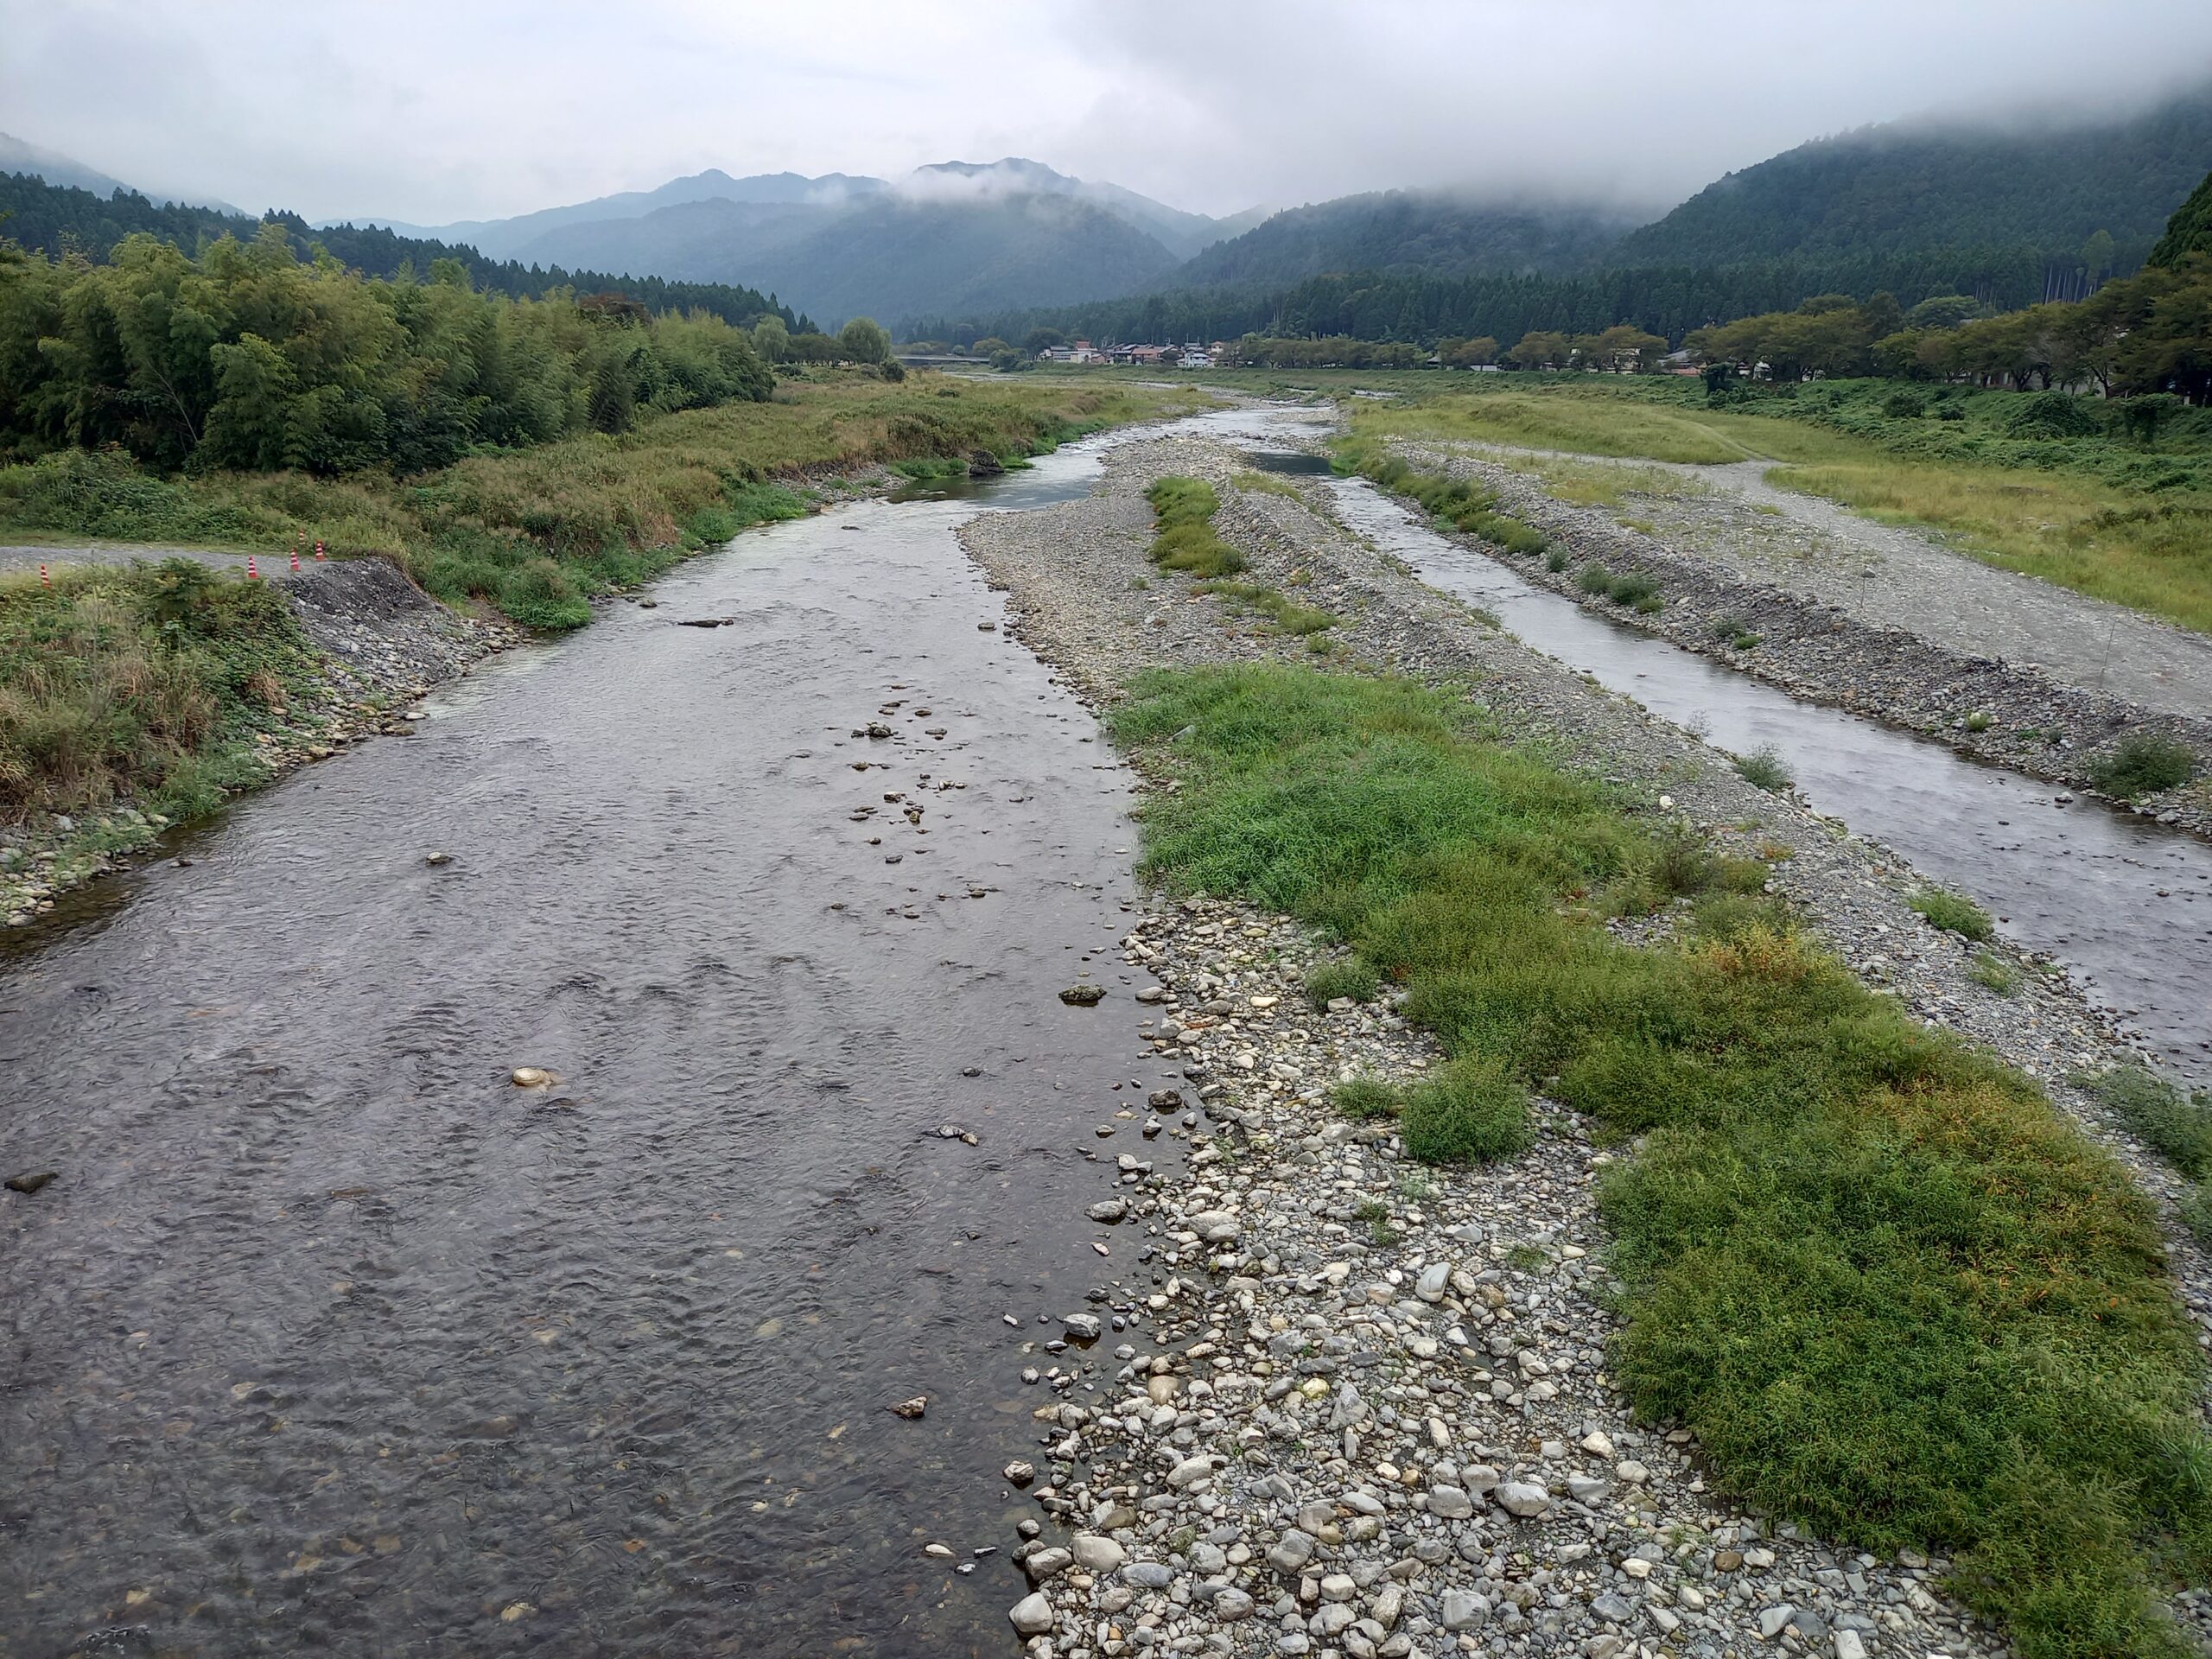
[4,402,2211,1659]
[0,428,1239,1656]
[1271,448,2212,1083]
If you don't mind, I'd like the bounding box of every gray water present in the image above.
[1298,459,2212,1080]
[0,430,1207,1657]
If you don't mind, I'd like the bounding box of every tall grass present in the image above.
[1110,662,2211,1658]
[0,560,315,822]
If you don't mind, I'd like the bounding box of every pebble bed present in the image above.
[960,425,2212,1659]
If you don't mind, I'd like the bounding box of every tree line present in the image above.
[912,244,2069,359]
[0,171,820,334]
[0,226,779,474]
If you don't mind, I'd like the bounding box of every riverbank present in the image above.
[0,377,1207,922]
[1365,435,2212,838]
[0,558,516,926]
[960,425,2212,1657]
[0,371,1205,626]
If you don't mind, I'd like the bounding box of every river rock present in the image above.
[1002,1460,1035,1486]
[1058,983,1105,1006]
[1267,1529,1316,1573]
[509,1066,552,1087]
[1085,1198,1128,1223]
[1495,1481,1550,1516]
[1061,1313,1102,1340]
[1440,1589,1489,1630]
[1071,1535,1125,1573]
[1427,1484,1474,1519]
[4,1170,56,1195]
[1212,1586,1255,1621]
[1022,1547,1071,1582]
[1007,1592,1053,1635]
[887,1395,926,1419]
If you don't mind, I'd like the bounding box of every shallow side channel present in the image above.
[0,438,1180,1655]
[1304,460,2212,1083]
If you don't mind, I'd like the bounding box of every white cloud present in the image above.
[0,0,2207,225]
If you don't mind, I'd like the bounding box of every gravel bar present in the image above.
[959,416,2212,1659]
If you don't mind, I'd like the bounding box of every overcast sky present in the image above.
[5,1,2211,226]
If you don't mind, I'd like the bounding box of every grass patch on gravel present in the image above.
[1111,660,2212,1659]
[1333,443,1548,557]
[1145,477,1246,578]
[1910,885,1996,942]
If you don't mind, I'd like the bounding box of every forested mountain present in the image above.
[374,168,890,260]
[0,172,814,331]
[2152,167,2212,266]
[1612,83,2212,275]
[1167,191,1638,289]
[505,161,1199,325]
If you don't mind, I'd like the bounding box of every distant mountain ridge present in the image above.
[1611,82,2212,272]
[0,130,238,213]
[1167,190,1643,289]
[435,156,1246,326]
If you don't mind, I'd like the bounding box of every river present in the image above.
[0,431,1197,1656]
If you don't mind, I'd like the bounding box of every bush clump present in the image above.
[1401,1056,1535,1164]
[1307,957,1381,1007]
[1332,1077,1399,1121]
[2092,1066,2212,1178]
[1734,746,1793,791]
[1910,885,1995,941]
[2087,733,2195,800]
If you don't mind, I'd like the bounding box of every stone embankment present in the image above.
[1389,441,2212,838]
[960,431,2212,1659]
[2,558,515,925]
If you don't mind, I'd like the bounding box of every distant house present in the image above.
[1179,351,1212,368]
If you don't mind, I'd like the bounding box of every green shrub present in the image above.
[1734,746,1793,791]
[2092,1066,2212,1179]
[1967,950,2024,995]
[1400,1056,1533,1164]
[2179,1185,2212,1248]
[1333,1077,1400,1121]
[1606,571,1660,607]
[2087,734,2195,800]
[497,559,592,630]
[1965,710,1993,733]
[1577,564,1614,595]
[1546,550,1568,573]
[1910,885,1994,941]
[1307,957,1382,1007]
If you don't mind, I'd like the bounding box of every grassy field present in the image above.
[0,371,1205,628]
[1346,378,2212,634]
[1112,661,2212,1659]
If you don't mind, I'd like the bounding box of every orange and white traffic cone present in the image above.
[247,556,260,581]
[314,539,327,561]
[39,563,49,588]
[290,548,302,572]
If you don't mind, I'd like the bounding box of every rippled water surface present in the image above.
[1307,461,2212,1079]
[0,432,1217,1656]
